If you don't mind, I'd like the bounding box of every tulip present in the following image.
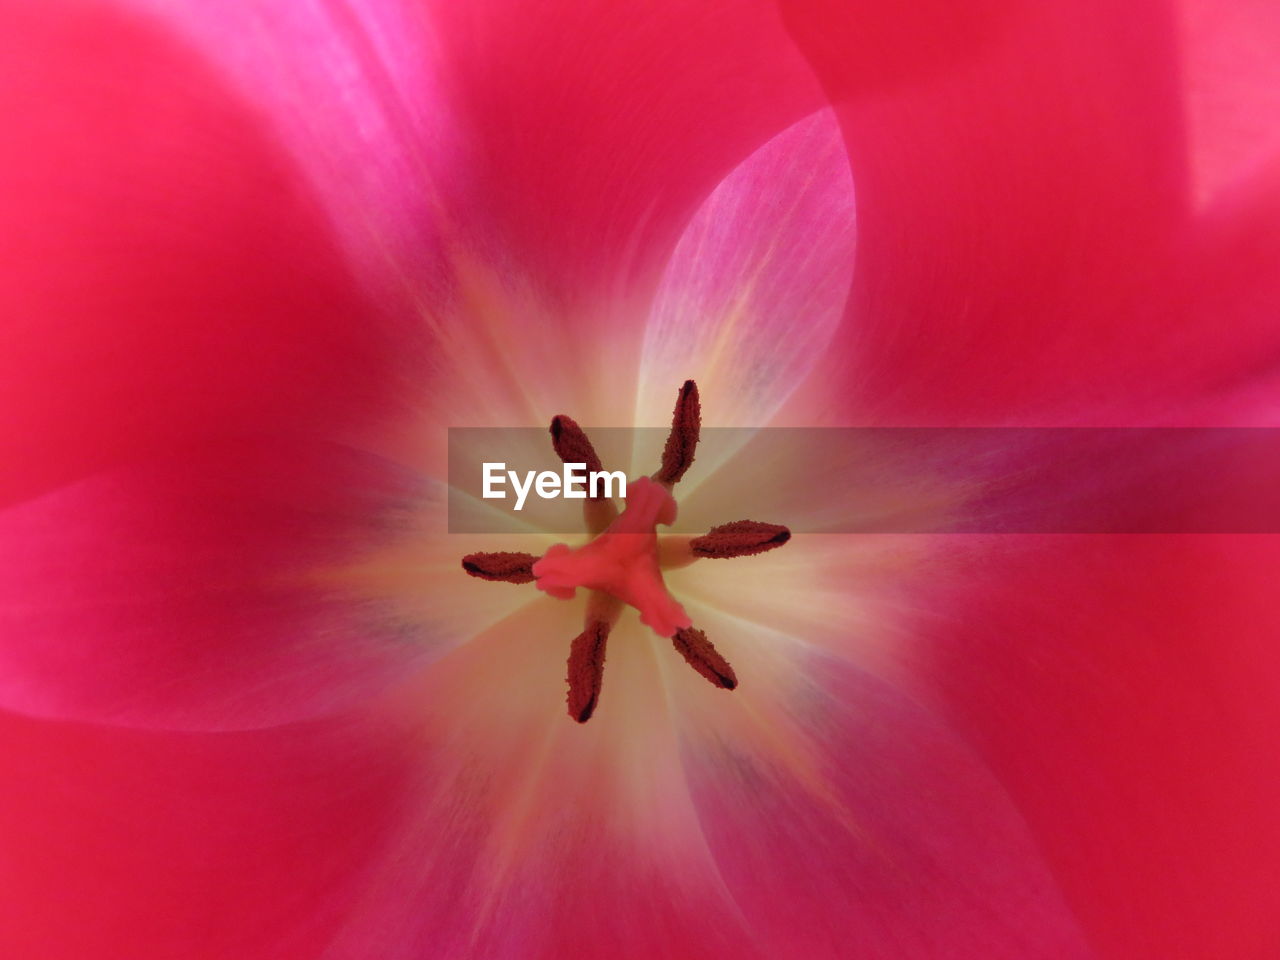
[1,1,1278,958]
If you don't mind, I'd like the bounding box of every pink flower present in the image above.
[2,1,1279,958]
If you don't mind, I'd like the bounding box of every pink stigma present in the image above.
[532,477,692,638]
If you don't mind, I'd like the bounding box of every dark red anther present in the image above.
[461,551,538,584]
[655,380,700,485]
[672,626,738,690]
[550,415,606,500]
[567,619,612,722]
[691,520,791,559]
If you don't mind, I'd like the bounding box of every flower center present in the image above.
[460,381,791,722]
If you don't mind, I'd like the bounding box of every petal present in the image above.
[0,440,438,730]
[131,0,826,310]
[1160,162,1280,422]
[1180,0,1280,204]
[318,571,1088,958]
[316,601,773,959]
[403,0,836,440]
[117,0,462,325]
[0,697,422,960]
[780,0,1193,421]
[911,534,1280,956]
[125,2,839,460]
[420,0,828,306]
[668,635,1091,957]
[636,109,857,442]
[0,2,417,507]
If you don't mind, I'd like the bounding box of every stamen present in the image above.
[655,380,700,485]
[461,551,538,584]
[551,413,618,533]
[691,520,791,559]
[672,626,738,690]
[566,619,611,722]
[550,415,605,498]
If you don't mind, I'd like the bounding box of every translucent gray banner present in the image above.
[448,428,1280,534]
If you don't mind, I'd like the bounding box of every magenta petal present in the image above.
[783,0,1190,421]
[117,0,462,323]
[677,655,1091,957]
[1161,164,1280,421]
[0,701,421,960]
[422,0,826,304]
[304,602,774,960]
[916,534,1280,957]
[638,109,856,430]
[1182,0,1280,202]
[136,0,827,309]
[0,441,432,730]
[0,2,419,508]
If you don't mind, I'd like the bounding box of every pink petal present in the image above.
[312,574,1086,958]
[131,0,826,314]
[912,534,1280,956]
[116,1,842,448]
[0,441,436,729]
[671,646,1091,956]
[1158,162,1280,423]
[0,698,423,960]
[315,601,775,960]
[116,0,462,327]
[637,109,857,436]
[421,0,827,305]
[1180,0,1280,204]
[0,2,419,508]
[781,0,1194,421]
